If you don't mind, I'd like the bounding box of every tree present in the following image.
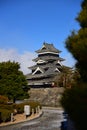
[59,66,74,88]
[0,95,9,104]
[54,66,74,88]
[65,0,87,82]
[61,82,87,130]
[0,61,29,103]
[61,0,87,130]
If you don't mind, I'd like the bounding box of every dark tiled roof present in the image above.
[36,43,61,53]
[29,63,62,71]
[26,65,60,79]
[33,55,64,62]
[26,72,52,79]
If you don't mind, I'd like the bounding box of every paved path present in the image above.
[0,107,63,130]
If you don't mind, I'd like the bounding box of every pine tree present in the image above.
[61,1,87,130]
[65,0,87,82]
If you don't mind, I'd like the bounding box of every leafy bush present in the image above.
[0,104,14,112]
[0,109,11,122]
[13,103,24,114]
[14,101,41,114]
[26,101,41,113]
[0,95,9,104]
[0,101,41,123]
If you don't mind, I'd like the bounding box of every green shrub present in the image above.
[14,101,41,114]
[0,95,9,104]
[25,101,41,113]
[13,103,24,114]
[0,104,14,112]
[0,109,11,122]
[0,101,41,123]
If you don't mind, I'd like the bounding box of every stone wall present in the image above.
[28,87,64,107]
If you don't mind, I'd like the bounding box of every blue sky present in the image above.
[0,0,82,74]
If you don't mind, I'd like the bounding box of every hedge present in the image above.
[13,101,41,114]
[0,101,41,123]
[0,109,11,122]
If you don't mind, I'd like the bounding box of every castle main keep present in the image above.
[26,42,65,88]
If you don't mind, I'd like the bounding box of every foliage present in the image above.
[0,95,9,104]
[65,29,87,82]
[61,83,87,130]
[0,109,11,122]
[76,0,87,28]
[54,66,75,88]
[0,61,29,102]
[61,0,87,130]
[27,101,42,113]
[13,103,24,114]
[0,103,14,123]
[0,104,14,112]
[13,101,41,114]
[0,101,41,123]
[65,0,87,82]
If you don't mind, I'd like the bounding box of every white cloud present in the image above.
[0,48,36,74]
[19,51,36,74]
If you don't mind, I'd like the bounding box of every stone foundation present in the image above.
[28,87,64,107]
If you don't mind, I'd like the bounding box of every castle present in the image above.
[26,42,65,88]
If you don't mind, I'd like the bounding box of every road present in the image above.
[0,107,63,130]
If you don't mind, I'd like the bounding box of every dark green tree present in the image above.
[0,61,29,103]
[65,0,87,82]
[61,0,87,130]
